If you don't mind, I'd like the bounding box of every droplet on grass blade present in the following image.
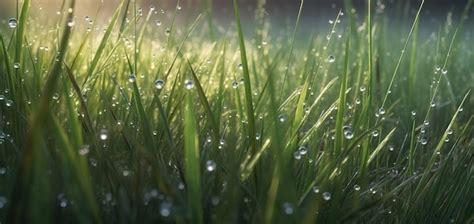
[184,79,194,89]
[99,129,108,141]
[322,192,332,201]
[206,160,216,172]
[8,18,17,28]
[328,55,335,63]
[154,79,165,89]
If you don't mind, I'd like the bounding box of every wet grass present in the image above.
[0,0,473,223]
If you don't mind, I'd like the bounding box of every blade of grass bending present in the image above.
[334,35,351,156]
[83,0,124,86]
[367,128,397,166]
[186,58,220,143]
[232,0,257,155]
[50,115,101,223]
[279,0,304,102]
[380,0,425,110]
[7,0,75,222]
[414,90,470,201]
[183,91,203,224]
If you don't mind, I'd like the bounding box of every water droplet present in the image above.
[343,125,354,139]
[79,145,90,156]
[13,62,20,69]
[160,202,172,217]
[354,184,361,191]
[52,93,60,100]
[128,74,136,83]
[293,151,302,160]
[165,28,171,35]
[411,111,416,117]
[359,86,366,92]
[312,185,320,193]
[184,79,194,89]
[322,192,332,201]
[388,145,395,151]
[232,80,239,89]
[420,138,428,145]
[8,18,17,28]
[282,202,294,215]
[154,79,165,89]
[298,146,308,155]
[206,160,216,172]
[99,129,108,141]
[441,68,448,75]
[435,66,441,72]
[328,55,335,63]
[156,20,162,26]
[5,100,13,107]
[378,108,386,115]
[278,114,287,122]
[372,130,379,137]
[329,20,334,24]
[447,129,453,135]
[67,19,75,27]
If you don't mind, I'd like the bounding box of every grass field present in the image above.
[0,0,473,223]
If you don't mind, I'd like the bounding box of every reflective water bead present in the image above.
[154,79,165,89]
[99,129,108,141]
[322,192,332,201]
[354,184,361,191]
[441,68,448,75]
[282,202,294,215]
[8,18,18,28]
[128,74,136,83]
[206,160,216,172]
[328,55,335,63]
[312,185,320,193]
[184,79,194,89]
[232,80,239,89]
[298,146,308,155]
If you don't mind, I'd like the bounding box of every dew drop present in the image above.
[344,130,354,139]
[5,100,13,107]
[328,55,335,63]
[354,184,361,191]
[8,18,18,28]
[79,145,90,156]
[312,185,320,193]
[154,79,165,89]
[128,74,136,83]
[156,20,162,26]
[13,62,20,69]
[184,79,194,89]
[322,192,332,201]
[278,114,287,123]
[378,107,386,115]
[441,68,448,75]
[232,80,239,89]
[282,202,294,215]
[206,160,216,172]
[293,151,302,160]
[99,129,108,141]
[298,146,308,155]
[372,130,379,137]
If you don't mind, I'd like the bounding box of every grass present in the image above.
[0,0,473,223]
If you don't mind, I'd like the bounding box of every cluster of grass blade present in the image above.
[0,0,473,223]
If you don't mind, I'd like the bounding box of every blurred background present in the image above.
[1,0,472,20]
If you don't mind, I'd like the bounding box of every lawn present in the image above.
[0,0,473,223]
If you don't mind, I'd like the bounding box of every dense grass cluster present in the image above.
[0,0,473,223]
